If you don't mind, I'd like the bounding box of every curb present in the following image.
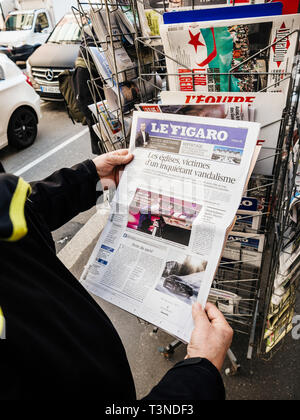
[58,207,110,272]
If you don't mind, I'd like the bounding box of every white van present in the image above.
[0,0,77,64]
[0,0,17,30]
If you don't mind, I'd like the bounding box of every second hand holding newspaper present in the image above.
[81,112,260,343]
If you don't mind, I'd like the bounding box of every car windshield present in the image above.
[5,13,34,31]
[48,15,82,44]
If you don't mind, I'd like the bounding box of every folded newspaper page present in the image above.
[160,91,286,175]
[160,13,300,95]
[81,112,260,342]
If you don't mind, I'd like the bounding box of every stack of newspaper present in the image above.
[80,1,299,345]
[87,6,163,146]
[263,126,300,352]
[157,8,300,175]
[89,8,137,84]
[81,111,261,343]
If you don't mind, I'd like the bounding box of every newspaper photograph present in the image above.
[160,14,300,95]
[160,91,286,175]
[81,112,260,342]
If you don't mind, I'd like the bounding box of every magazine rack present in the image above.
[74,0,300,371]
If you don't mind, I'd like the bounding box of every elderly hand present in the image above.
[186,302,234,372]
[93,149,134,190]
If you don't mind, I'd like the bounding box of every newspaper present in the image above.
[234,196,262,232]
[223,231,265,268]
[90,7,136,45]
[89,101,132,148]
[160,91,286,175]
[136,101,251,121]
[88,46,162,112]
[160,14,300,95]
[89,9,137,83]
[81,112,260,342]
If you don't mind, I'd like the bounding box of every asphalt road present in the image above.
[0,101,93,180]
[0,100,97,251]
[1,100,299,400]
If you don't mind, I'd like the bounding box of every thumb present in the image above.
[192,302,210,329]
[111,151,134,166]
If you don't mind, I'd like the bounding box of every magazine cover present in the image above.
[80,112,260,343]
[160,91,287,175]
[160,13,300,95]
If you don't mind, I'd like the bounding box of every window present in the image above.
[0,66,4,81]
[48,15,82,44]
[35,13,49,31]
[5,13,34,31]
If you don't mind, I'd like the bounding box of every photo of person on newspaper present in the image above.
[155,253,208,305]
[135,122,151,147]
[127,188,202,246]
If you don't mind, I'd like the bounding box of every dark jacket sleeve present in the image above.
[29,160,102,232]
[142,358,225,401]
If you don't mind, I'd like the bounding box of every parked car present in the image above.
[0,53,40,150]
[0,0,78,64]
[26,12,82,101]
[163,275,195,298]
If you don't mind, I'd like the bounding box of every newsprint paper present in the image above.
[81,112,260,343]
[159,91,286,175]
[160,13,300,95]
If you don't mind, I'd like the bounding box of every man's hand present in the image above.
[93,149,134,190]
[186,302,234,372]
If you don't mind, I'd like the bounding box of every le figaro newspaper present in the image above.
[81,112,260,343]
[144,91,286,176]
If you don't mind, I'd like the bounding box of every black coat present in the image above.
[0,160,225,400]
[135,131,150,148]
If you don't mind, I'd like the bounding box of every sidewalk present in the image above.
[57,209,300,400]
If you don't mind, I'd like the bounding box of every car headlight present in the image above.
[26,60,32,76]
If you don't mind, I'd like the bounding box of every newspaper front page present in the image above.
[160,13,300,95]
[81,112,260,342]
[159,91,286,175]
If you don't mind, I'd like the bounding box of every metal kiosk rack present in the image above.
[74,0,300,374]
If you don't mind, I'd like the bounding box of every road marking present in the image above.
[14,128,89,177]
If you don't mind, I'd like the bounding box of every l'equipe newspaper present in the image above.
[81,112,260,343]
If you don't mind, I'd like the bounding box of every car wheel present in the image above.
[8,107,37,150]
